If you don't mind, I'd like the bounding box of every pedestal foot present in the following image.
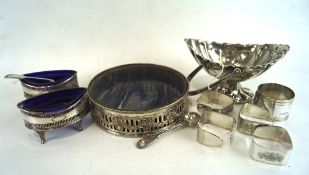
[231,87,254,103]
[218,82,254,104]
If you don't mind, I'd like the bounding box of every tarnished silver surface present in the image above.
[197,111,235,147]
[197,90,234,114]
[185,39,290,103]
[253,83,295,121]
[88,64,189,137]
[21,74,79,98]
[17,92,89,144]
[249,125,293,166]
[90,99,188,137]
[237,103,273,135]
[136,122,183,149]
[136,112,200,149]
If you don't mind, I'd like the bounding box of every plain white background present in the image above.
[0,0,308,174]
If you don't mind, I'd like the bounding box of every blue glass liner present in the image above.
[21,70,76,86]
[19,88,87,113]
[89,64,188,111]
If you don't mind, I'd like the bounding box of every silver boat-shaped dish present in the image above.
[88,64,189,137]
[6,70,79,98]
[17,88,89,143]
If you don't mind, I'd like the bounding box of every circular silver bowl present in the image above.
[88,64,189,137]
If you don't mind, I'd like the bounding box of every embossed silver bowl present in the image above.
[88,64,189,137]
[185,39,290,103]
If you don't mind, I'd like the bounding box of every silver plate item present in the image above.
[249,125,293,166]
[88,64,189,137]
[17,89,89,144]
[197,90,234,114]
[22,74,78,98]
[253,83,295,121]
[136,112,201,149]
[197,111,235,147]
[185,39,290,103]
[237,103,274,135]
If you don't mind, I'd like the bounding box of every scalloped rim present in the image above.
[184,38,290,71]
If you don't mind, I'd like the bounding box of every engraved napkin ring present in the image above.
[249,125,293,166]
[197,111,235,147]
[253,83,295,121]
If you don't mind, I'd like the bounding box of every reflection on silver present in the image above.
[249,125,293,166]
[88,64,189,137]
[197,111,235,147]
[253,83,295,121]
[197,90,234,114]
[185,39,290,103]
[17,91,89,144]
[237,103,273,135]
[136,112,200,149]
[4,74,55,83]
[21,74,79,98]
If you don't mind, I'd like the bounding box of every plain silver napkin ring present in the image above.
[197,111,235,147]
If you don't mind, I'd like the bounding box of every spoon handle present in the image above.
[4,74,55,82]
[136,123,184,149]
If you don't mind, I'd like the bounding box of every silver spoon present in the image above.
[4,74,55,83]
[136,112,201,149]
